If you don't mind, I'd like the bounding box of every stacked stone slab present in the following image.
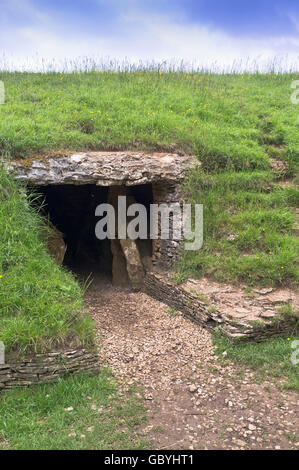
[0,349,99,390]
[144,271,299,342]
[151,181,185,268]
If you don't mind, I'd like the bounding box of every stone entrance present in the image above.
[13,152,194,289]
[34,182,154,289]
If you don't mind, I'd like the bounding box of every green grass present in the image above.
[177,168,299,285]
[0,370,148,450]
[214,333,299,391]
[0,166,94,355]
[0,71,298,286]
[0,72,298,166]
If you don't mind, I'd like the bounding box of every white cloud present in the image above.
[119,12,299,67]
[1,5,298,72]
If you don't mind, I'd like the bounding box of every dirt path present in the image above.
[86,277,298,450]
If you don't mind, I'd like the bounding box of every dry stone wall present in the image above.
[144,271,299,342]
[151,181,185,268]
[0,349,99,390]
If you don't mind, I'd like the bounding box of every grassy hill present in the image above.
[1,71,298,285]
[0,72,298,166]
[0,71,298,354]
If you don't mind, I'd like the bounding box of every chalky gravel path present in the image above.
[86,277,298,450]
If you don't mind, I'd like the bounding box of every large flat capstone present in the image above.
[8,152,195,186]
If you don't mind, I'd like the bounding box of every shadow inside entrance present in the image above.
[32,183,153,289]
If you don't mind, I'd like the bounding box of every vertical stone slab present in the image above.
[108,185,146,290]
[120,239,145,291]
[110,239,131,288]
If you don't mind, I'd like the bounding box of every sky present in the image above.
[0,0,299,71]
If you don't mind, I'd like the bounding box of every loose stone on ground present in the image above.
[87,278,298,450]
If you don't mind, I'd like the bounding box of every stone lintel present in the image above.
[8,152,196,187]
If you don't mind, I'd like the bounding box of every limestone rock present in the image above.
[120,239,145,291]
[108,185,146,290]
[260,310,276,319]
[110,240,130,288]
[8,152,195,186]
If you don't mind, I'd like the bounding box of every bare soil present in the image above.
[86,275,299,450]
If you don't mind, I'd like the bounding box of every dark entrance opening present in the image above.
[32,183,153,285]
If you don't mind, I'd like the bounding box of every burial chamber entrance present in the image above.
[33,183,154,289]
[12,151,194,290]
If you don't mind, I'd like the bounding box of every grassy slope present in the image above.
[0,71,297,165]
[0,72,297,164]
[0,166,94,354]
[179,169,299,285]
[0,71,298,286]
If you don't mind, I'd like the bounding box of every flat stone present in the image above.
[110,239,130,288]
[264,291,293,304]
[228,310,248,319]
[7,152,195,187]
[253,288,274,295]
[260,310,276,319]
